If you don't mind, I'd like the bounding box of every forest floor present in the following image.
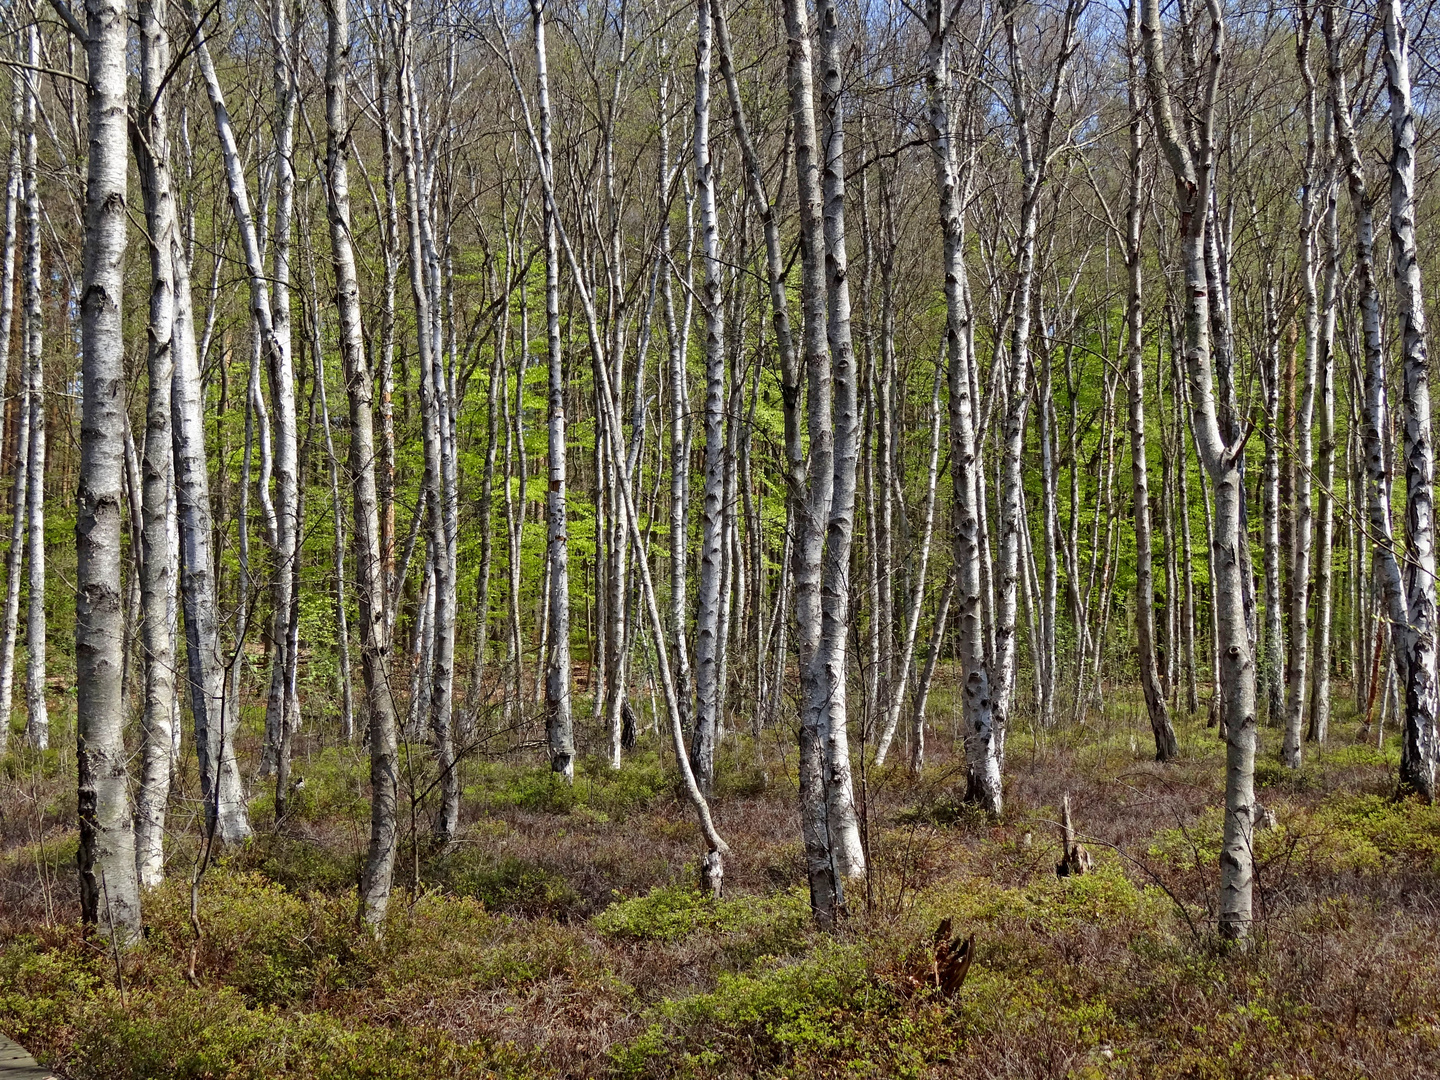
[1,685,1438,1079]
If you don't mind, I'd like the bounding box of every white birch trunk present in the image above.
[1125,0,1177,761]
[75,0,142,944]
[0,67,19,753]
[1141,0,1258,940]
[1285,21,1322,765]
[1308,142,1340,745]
[874,360,942,766]
[134,0,181,887]
[531,0,574,783]
[691,0,725,794]
[1383,0,1438,801]
[19,25,45,751]
[924,0,1002,815]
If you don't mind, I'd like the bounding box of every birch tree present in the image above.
[1141,0,1259,940]
[73,0,142,943]
[1122,0,1177,762]
[690,0,725,794]
[922,0,1003,814]
[1382,0,1437,802]
[133,0,181,887]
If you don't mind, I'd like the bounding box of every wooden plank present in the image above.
[0,1033,56,1080]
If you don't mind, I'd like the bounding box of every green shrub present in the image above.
[594,884,808,952]
[463,754,670,821]
[427,850,582,917]
[240,834,361,896]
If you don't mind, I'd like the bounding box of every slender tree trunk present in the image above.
[1309,137,1340,745]
[17,29,43,750]
[531,0,574,782]
[924,0,1002,815]
[75,0,142,943]
[691,0,725,794]
[874,360,942,765]
[264,0,302,804]
[324,0,397,921]
[0,68,19,755]
[1125,0,1176,760]
[134,0,183,887]
[1261,285,1284,727]
[1142,0,1257,940]
[1330,4,1411,767]
[1285,15,1322,764]
[1383,0,1437,801]
[910,568,956,773]
[395,1,460,832]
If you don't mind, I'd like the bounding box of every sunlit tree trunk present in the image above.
[0,69,20,753]
[1124,0,1176,761]
[1309,133,1340,745]
[17,24,44,751]
[924,0,1001,814]
[1382,0,1437,801]
[134,0,182,887]
[75,0,142,944]
[1285,14,1322,765]
[1142,0,1257,941]
[690,0,725,793]
[531,0,574,782]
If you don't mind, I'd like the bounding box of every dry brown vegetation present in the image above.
[2,685,1440,1079]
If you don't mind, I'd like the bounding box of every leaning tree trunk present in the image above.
[874,360,943,766]
[1141,0,1258,941]
[1383,0,1438,802]
[187,0,293,838]
[75,0,141,944]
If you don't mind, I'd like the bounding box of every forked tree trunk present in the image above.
[783,0,857,921]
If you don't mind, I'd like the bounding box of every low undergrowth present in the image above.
[2,705,1439,1078]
